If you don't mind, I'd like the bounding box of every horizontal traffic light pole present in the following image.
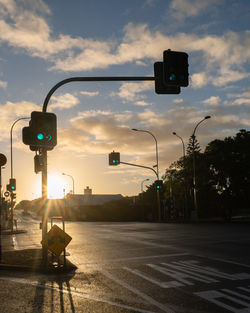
[43,76,155,112]
[120,161,158,178]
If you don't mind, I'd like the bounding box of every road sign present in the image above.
[0,154,7,166]
[41,224,72,257]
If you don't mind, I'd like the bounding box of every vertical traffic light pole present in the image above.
[41,148,48,265]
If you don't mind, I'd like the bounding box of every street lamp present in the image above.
[62,173,75,194]
[141,178,149,193]
[132,128,161,221]
[10,117,30,178]
[192,116,211,221]
[131,128,159,179]
[9,117,29,232]
[172,131,188,220]
[172,132,185,160]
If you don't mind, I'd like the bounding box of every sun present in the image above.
[47,174,65,199]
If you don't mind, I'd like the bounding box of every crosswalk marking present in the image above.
[100,269,177,313]
[195,288,250,313]
[172,260,250,280]
[123,266,184,288]
[148,263,215,285]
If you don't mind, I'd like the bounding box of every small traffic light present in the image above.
[163,50,189,87]
[22,111,57,151]
[154,62,180,94]
[109,151,120,165]
[155,180,163,190]
[9,178,16,191]
[34,155,43,173]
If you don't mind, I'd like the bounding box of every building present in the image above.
[65,186,123,207]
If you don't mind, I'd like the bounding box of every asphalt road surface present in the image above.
[1,212,250,313]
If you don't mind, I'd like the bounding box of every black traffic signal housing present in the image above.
[6,184,11,192]
[163,50,189,87]
[109,151,120,165]
[155,179,163,190]
[34,154,43,173]
[22,111,57,151]
[154,62,180,94]
[9,178,16,191]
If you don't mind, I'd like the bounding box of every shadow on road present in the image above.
[32,274,76,313]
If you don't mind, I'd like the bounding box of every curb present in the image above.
[0,262,77,273]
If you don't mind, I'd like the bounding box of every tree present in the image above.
[205,129,250,210]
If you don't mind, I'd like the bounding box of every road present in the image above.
[0,212,250,313]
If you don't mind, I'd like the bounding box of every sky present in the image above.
[0,0,249,201]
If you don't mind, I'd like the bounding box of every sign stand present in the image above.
[50,216,66,268]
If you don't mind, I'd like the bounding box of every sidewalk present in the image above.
[0,230,77,273]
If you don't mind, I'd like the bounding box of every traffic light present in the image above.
[34,154,43,173]
[9,178,16,191]
[154,62,180,94]
[155,180,163,190]
[163,50,189,87]
[109,151,120,165]
[22,111,57,151]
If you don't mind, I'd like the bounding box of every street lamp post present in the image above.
[192,116,211,221]
[62,173,75,194]
[10,117,30,178]
[10,117,29,232]
[132,128,161,221]
[132,129,159,179]
[172,132,188,221]
[141,178,149,193]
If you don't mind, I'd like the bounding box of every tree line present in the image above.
[140,129,250,221]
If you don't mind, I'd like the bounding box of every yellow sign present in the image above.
[41,224,72,256]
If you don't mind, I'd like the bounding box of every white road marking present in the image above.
[100,269,177,313]
[195,289,250,313]
[81,252,189,265]
[170,260,250,281]
[197,255,250,269]
[0,276,156,313]
[238,287,250,292]
[221,288,250,301]
[161,262,218,283]
[148,263,209,285]
[123,266,184,288]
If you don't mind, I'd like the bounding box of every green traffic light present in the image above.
[37,133,44,140]
[169,73,176,81]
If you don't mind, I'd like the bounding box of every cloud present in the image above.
[191,72,207,88]
[0,100,40,141]
[170,0,223,20]
[135,100,152,106]
[203,96,221,107]
[116,81,153,101]
[0,1,249,88]
[80,91,99,97]
[50,93,79,110]
[0,80,7,88]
